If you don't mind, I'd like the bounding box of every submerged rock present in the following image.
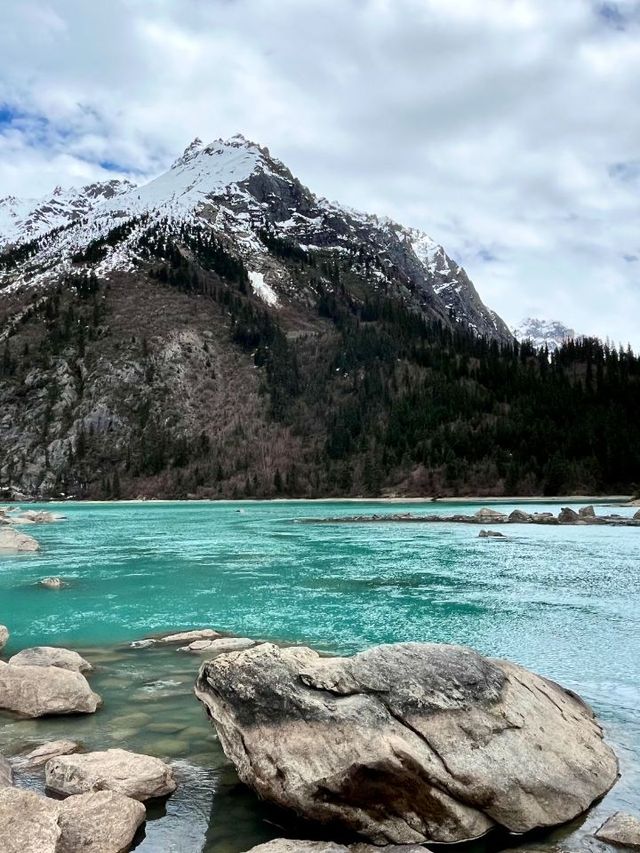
[24,740,80,768]
[595,812,640,849]
[478,530,506,538]
[0,625,8,651]
[38,576,67,589]
[159,628,222,644]
[0,528,39,552]
[195,642,618,846]
[0,756,12,787]
[56,790,145,853]
[244,843,427,853]
[0,661,100,717]
[9,646,92,673]
[45,748,177,801]
[183,637,257,654]
[0,788,60,853]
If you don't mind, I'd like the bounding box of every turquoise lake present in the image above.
[0,499,639,852]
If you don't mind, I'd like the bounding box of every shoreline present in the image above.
[5,495,633,505]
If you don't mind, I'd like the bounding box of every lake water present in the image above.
[0,499,639,852]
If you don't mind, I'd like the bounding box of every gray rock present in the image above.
[0,661,100,717]
[634,509,640,521]
[0,625,8,651]
[183,637,257,654]
[0,528,39,552]
[159,628,222,644]
[9,646,92,673]
[558,507,580,524]
[473,508,507,523]
[24,739,80,767]
[195,642,618,846]
[478,530,505,538]
[45,748,177,801]
[579,505,596,518]
[508,509,531,523]
[39,576,67,589]
[57,790,146,853]
[0,756,12,787]
[0,788,61,853]
[595,811,640,849]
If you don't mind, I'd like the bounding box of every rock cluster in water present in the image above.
[195,641,619,846]
[312,505,640,527]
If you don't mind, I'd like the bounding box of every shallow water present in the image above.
[0,499,639,852]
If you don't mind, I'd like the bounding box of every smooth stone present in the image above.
[159,628,222,645]
[24,740,80,768]
[595,811,640,849]
[108,728,141,741]
[146,722,188,734]
[9,646,92,673]
[184,637,257,654]
[109,712,153,729]
[0,625,8,650]
[0,788,60,852]
[38,576,67,589]
[0,528,39,552]
[148,738,189,757]
[45,748,177,801]
[0,756,12,787]
[195,642,619,846]
[57,790,146,853]
[0,661,101,717]
[508,509,531,523]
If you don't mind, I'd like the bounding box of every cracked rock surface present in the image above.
[194,642,618,845]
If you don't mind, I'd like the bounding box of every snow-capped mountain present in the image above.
[0,134,511,343]
[513,318,576,351]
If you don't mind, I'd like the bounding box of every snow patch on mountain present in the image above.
[249,271,279,307]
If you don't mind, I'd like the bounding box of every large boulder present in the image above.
[56,790,146,853]
[195,643,618,846]
[579,505,596,518]
[0,625,8,651]
[0,788,60,853]
[24,740,80,768]
[595,812,640,849]
[9,646,92,673]
[0,661,100,717]
[45,748,176,801]
[0,786,144,853]
[508,509,531,523]
[634,509,640,521]
[0,528,39,552]
[0,756,12,787]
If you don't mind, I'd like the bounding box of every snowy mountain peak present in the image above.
[513,318,576,351]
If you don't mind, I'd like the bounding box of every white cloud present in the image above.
[0,0,639,345]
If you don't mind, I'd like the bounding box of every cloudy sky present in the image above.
[1,0,639,345]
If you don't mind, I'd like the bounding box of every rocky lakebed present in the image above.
[0,502,639,852]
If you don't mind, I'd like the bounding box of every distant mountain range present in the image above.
[512,318,577,351]
[1,135,638,500]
